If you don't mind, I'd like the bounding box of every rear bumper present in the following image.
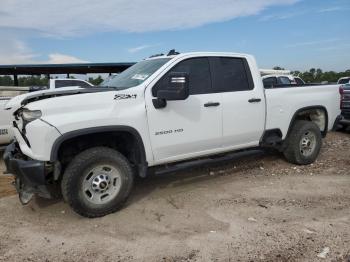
[3,142,53,200]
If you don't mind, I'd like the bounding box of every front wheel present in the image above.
[283,120,322,165]
[61,147,134,218]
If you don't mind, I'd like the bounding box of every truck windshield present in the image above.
[103,58,171,90]
[100,74,118,86]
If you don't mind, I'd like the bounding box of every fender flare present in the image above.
[50,126,147,165]
[286,105,329,138]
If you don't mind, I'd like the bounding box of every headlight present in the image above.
[21,109,42,122]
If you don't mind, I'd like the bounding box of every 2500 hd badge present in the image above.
[155,128,184,136]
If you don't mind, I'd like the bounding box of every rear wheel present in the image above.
[283,120,322,165]
[61,147,134,218]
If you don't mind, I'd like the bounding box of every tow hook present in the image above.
[14,178,34,205]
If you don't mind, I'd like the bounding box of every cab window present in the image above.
[152,57,212,96]
[263,77,277,88]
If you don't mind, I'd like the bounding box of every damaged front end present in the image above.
[3,142,57,204]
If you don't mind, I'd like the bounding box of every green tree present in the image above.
[88,75,103,85]
[0,76,13,86]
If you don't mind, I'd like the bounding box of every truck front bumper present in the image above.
[3,142,54,204]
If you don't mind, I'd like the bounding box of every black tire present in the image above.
[61,147,134,218]
[283,120,322,165]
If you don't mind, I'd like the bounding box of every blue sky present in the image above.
[0,0,349,71]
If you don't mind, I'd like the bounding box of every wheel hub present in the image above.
[91,174,110,193]
[300,131,316,157]
[82,165,122,205]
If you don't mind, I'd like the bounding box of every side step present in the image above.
[152,149,264,176]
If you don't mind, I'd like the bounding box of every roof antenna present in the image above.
[167,49,180,56]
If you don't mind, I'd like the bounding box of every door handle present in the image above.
[204,102,220,107]
[248,98,262,103]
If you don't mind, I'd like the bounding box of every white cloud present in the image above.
[261,5,350,22]
[47,53,89,64]
[0,38,38,64]
[260,11,304,21]
[317,6,342,13]
[285,38,340,48]
[127,44,158,53]
[317,44,350,52]
[0,38,88,65]
[0,0,298,36]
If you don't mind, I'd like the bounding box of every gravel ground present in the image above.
[0,132,349,261]
[0,156,15,198]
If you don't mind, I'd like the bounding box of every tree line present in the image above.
[0,68,349,86]
[273,67,350,83]
[0,75,104,86]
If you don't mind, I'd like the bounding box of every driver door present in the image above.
[145,57,223,165]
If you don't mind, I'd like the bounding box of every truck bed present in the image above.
[265,84,341,139]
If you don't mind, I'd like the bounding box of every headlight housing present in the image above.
[21,109,42,122]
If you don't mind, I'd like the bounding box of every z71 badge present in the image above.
[114,94,137,100]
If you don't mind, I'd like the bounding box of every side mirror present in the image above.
[157,72,189,101]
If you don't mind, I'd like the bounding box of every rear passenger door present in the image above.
[209,57,265,150]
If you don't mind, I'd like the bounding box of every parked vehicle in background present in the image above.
[0,78,94,148]
[339,84,350,130]
[3,51,341,217]
[262,74,305,88]
[294,76,305,85]
[0,97,14,148]
[338,77,350,85]
[47,78,94,89]
[100,74,119,86]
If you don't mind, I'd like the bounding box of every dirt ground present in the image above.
[0,159,15,198]
[0,132,349,262]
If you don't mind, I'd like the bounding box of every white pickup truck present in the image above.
[3,52,341,217]
[0,78,93,147]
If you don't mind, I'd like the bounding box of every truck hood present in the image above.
[5,86,110,111]
[21,87,142,135]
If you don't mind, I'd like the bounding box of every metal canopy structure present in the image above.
[0,62,135,86]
